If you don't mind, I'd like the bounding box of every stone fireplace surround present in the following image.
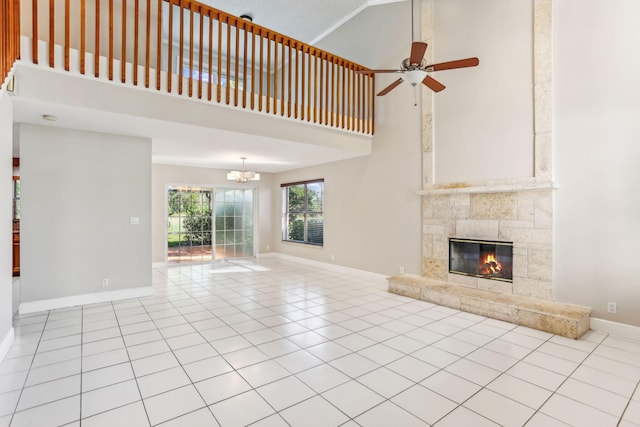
[387,179,591,339]
[387,0,591,339]
[421,180,555,301]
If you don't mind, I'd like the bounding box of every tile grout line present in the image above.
[110,298,153,427]
[7,310,51,426]
[522,331,613,426]
[616,378,640,427]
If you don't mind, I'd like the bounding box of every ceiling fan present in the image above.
[358,1,479,97]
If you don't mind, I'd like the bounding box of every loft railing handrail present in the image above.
[17,0,374,134]
[0,0,20,91]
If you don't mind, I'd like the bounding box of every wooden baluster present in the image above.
[250,29,255,110]
[96,0,100,77]
[216,17,221,102]
[198,7,204,99]
[156,0,161,90]
[281,40,286,116]
[145,0,150,87]
[371,74,375,134]
[242,24,247,108]
[167,2,172,92]
[300,48,305,121]
[64,0,69,71]
[266,35,270,113]
[324,56,329,125]
[177,3,183,94]
[352,65,356,131]
[49,0,54,67]
[32,0,38,64]
[80,0,84,73]
[281,39,286,116]
[341,61,346,129]
[121,0,126,82]
[307,50,312,121]
[208,12,213,101]
[108,0,113,80]
[226,17,231,104]
[313,51,317,123]
[188,4,193,97]
[133,0,138,84]
[318,55,324,124]
[330,59,335,127]
[272,37,277,114]
[294,45,298,119]
[259,30,263,111]
[287,44,291,117]
[234,21,239,106]
[357,70,362,132]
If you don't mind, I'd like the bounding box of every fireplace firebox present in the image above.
[449,238,513,282]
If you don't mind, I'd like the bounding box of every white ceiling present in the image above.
[13,0,405,173]
[200,0,404,45]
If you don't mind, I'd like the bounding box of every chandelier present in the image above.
[226,157,260,183]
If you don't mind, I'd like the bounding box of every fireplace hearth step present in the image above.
[388,275,591,339]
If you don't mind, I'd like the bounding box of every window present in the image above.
[282,179,324,245]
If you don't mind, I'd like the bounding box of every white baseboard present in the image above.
[0,327,15,363]
[19,286,154,315]
[590,318,640,343]
[266,253,388,282]
[152,261,168,268]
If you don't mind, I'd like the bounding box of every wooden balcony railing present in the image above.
[15,0,375,134]
[0,0,20,90]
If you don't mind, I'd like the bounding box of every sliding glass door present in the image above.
[167,186,255,263]
[214,188,254,259]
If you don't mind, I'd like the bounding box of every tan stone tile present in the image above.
[455,219,499,240]
[517,192,535,222]
[470,193,518,220]
[423,258,448,281]
[477,278,513,295]
[534,82,552,133]
[534,132,552,179]
[448,273,478,289]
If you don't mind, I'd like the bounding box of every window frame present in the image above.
[281,179,324,246]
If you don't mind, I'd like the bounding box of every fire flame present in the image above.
[480,254,502,275]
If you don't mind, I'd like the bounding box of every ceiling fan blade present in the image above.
[425,57,479,72]
[422,75,446,92]
[410,42,428,65]
[356,69,400,74]
[377,78,404,96]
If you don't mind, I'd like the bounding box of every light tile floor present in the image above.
[1,258,639,426]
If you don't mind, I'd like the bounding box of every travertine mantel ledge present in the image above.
[388,275,591,339]
[417,178,558,196]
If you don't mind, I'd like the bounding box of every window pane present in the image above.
[307,214,324,245]
[287,214,305,242]
[307,182,323,212]
[287,185,305,211]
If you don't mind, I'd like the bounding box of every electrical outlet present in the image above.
[399,266,405,274]
[266,244,270,251]
[102,278,109,288]
[607,302,617,314]
[331,254,335,261]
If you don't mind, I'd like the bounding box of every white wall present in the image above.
[151,164,273,263]
[272,2,422,276]
[0,90,14,359]
[554,0,640,325]
[20,125,152,303]
[433,0,534,184]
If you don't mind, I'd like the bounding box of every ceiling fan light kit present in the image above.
[357,0,479,100]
